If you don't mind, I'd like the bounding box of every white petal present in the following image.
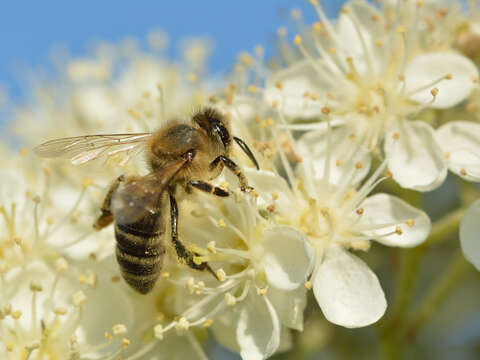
[405,53,478,109]
[313,245,386,328]
[261,226,314,290]
[267,286,308,331]
[237,293,281,360]
[263,60,330,119]
[460,200,480,270]
[211,310,241,354]
[297,125,371,186]
[385,120,448,191]
[437,121,480,181]
[359,193,431,247]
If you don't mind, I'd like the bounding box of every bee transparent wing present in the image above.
[111,159,188,225]
[33,133,152,165]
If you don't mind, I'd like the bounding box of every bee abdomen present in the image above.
[115,223,165,294]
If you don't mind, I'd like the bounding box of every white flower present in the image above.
[263,0,478,191]
[460,199,480,270]
[148,186,314,360]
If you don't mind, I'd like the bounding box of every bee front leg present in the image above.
[169,194,218,279]
[93,175,125,230]
[210,156,253,192]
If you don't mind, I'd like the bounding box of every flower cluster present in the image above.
[2,1,480,359]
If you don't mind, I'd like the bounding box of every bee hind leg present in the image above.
[187,180,229,197]
[93,175,125,230]
[169,194,219,280]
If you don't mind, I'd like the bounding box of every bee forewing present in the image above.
[33,133,152,165]
[111,159,189,225]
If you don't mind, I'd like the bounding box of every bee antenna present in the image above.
[233,136,260,170]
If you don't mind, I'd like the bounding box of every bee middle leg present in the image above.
[93,175,125,230]
[209,156,252,192]
[169,194,218,279]
[187,180,229,197]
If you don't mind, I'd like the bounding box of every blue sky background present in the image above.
[0,1,346,102]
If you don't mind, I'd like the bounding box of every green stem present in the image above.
[378,206,467,358]
[405,251,472,341]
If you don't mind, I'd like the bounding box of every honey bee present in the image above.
[34,108,259,294]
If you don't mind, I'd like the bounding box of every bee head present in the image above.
[192,107,231,149]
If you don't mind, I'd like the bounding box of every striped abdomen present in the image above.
[114,210,166,294]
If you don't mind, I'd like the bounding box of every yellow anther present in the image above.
[207,241,216,253]
[304,281,313,290]
[257,288,268,296]
[111,275,121,282]
[128,109,140,120]
[19,147,28,156]
[12,310,22,320]
[395,226,403,235]
[392,132,400,140]
[431,88,439,97]
[32,196,41,204]
[356,208,364,215]
[309,0,318,5]
[275,81,283,90]
[225,293,237,306]
[55,258,68,273]
[6,342,13,352]
[267,118,274,126]
[81,178,93,188]
[208,95,217,103]
[371,14,380,22]
[187,73,197,83]
[154,325,164,340]
[336,159,343,167]
[248,84,258,94]
[104,331,113,340]
[271,192,279,200]
[73,291,87,307]
[444,152,451,159]
[216,268,227,282]
[445,74,452,80]
[202,319,213,327]
[122,338,130,348]
[397,25,406,34]
[385,170,393,179]
[406,219,415,227]
[112,324,127,335]
[217,219,226,228]
[53,307,68,316]
[322,106,331,115]
[30,281,43,292]
[460,168,467,176]
[293,35,302,46]
[355,161,363,169]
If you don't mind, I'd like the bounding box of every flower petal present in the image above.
[236,293,281,360]
[261,226,314,290]
[313,245,386,328]
[436,121,480,181]
[267,286,308,331]
[460,200,480,270]
[404,52,478,109]
[385,120,447,191]
[297,126,371,186]
[263,59,331,119]
[358,193,431,247]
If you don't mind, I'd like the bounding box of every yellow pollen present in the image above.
[225,292,236,306]
[356,208,364,215]
[267,118,274,126]
[6,342,13,352]
[431,88,439,97]
[216,268,227,282]
[267,204,276,213]
[32,196,41,204]
[371,14,380,22]
[202,319,213,327]
[53,307,68,316]
[460,168,467,176]
[355,161,363,169]
[406,219,415,227]
[208,95,217,103]
[445,74,452,80]
[73,290,87,307]
[257,288,268,296]
[271,192,279,200]
[217,219,226,228]
[55,257,68,273]
[398,74,405,81]
[122,338,130,348]
[444,152,451,159]
[340,7,349,14]
[293,35,302,46]
[304,281,313,290]
[336,159,343,167]
[385,170,393,179]
[395,226,403,235]
[392,132,400,140]
[313,22,323,32]
[81,178,93,188]
[47,216,54,225]
[272,100,279,108]
[349,134,356,141]
[322,106,331,115]
[310,93,318,101]
[248,84,258,94]
[12,310,22,320]
[375,39,384,47]
[275,81,283,90]
[128,109,140,120]
[303,91,310,98]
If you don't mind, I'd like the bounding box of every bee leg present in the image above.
[210,155,253,192]
[187,180,229,197]
[169,194,218,279]
[93,175,125,230]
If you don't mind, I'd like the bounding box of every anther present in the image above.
[217,219,226,228]
[275,81,283,90]
[293,35,302,46]
[304,281,313,290]
[175,317,190,332]
[12,310,22,320]
[257,287,268,296]
[247,85,258,94]
[72,291,87,307]
[55,257,68,273]
[356,208,364,215]
[202,319,213,327]
[322,106,331,115]
[355,161,363,169]
[225,293,237,306]
[161,271,170,278]
[30,281,43,292]
[392,132,400,140]
[216,269,226,282]
[395,226,403,235]
[431,88,439,97]
[271,192,279,200]
[406,219,415,227]
[207,241,216,253]
[53,307,68,316]
[460,168,467,176]
[154,325,164,340]
[112,324,127,335]
[122,338,130,348]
